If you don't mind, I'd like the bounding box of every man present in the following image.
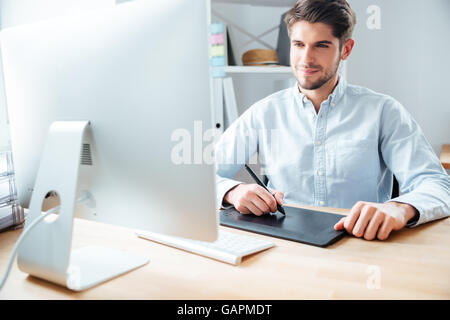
[214,0,450,241]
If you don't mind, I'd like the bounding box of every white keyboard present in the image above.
[135,229,275,265]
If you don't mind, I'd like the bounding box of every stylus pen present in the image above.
[244,164,286,215]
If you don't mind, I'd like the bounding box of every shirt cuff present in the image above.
[405,209,420,227]
[387,197,424,228]
[216,179,243,211]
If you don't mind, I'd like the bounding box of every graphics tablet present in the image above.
[220,206,347,247]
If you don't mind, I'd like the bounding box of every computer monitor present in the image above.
[0,0,218,290]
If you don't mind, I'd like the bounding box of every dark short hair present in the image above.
[285,0,356,49]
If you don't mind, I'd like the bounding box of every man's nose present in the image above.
[302,46,315,65]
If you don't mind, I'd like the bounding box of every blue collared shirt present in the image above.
[214,78,450,227]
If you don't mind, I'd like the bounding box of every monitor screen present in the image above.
[1,0,218,242]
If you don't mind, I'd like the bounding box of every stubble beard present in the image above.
[296,56,341,90]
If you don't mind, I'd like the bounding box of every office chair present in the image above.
[391,175,399,199]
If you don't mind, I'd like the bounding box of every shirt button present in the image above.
[319,201,325,206]
[331,103,335,107]
[317,170,323,176]
[316,140,322,146]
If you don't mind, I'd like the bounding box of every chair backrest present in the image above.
[391,175,399,199]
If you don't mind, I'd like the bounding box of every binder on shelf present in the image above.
[210,33,224,45]
[0,203,24,231]
[211,67,226,78]
[0,151,13,177]
[210,56,226,67]
[0,150,25,232]
[212,78,224,133]
[209,23,239,132]
[210,45,225,57]
[209,22,228,78]
[210,22,224,35]
[0,175,15,204]
[223,77,239,128]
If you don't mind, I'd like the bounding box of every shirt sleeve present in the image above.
[380,98,450,227]
[214,106,259,211]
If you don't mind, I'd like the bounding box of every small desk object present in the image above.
[440,144,450,169]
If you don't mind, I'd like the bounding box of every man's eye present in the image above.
[317,44,329,48]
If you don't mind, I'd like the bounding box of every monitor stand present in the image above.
[17,121,149,291]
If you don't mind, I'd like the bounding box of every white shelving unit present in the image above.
[209,0,296,133]
[224,66,292,74]
[212,0,296,7]
[210,0,296,184]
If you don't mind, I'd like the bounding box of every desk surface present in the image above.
[1,204,449,299]
[441,144,450,169]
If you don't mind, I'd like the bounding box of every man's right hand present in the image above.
[223,184,284,216]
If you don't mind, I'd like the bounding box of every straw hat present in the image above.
[242,49,279,66]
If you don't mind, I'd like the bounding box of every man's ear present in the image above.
[341,38,355,60]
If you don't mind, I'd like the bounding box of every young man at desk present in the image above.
[214,0,450,241]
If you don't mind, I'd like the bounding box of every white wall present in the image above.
[214,1,449,160]
[347,0,450,157]
[2,0,448,159]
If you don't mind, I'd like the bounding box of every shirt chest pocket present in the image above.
[327,139,379,181]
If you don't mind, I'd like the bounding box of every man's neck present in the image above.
[299,74,339,114]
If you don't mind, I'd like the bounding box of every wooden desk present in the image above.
[441,144,450,169]
[0,204,449,299]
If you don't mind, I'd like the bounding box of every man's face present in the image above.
[290,21,342,90]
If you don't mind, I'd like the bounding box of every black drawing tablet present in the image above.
[220,206,346,247]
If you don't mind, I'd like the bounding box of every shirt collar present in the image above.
[293,76,347,109]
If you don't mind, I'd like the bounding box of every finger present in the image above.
[241,198,264,216]
[251,195,272,214]
[352,205,377,237]
[237,207,251,214]
[273,191,284,206]
[254,186,277,213]
[363,210,385,240]
[344,201,365,233]
[234,201,251,214]
[267,187,284,200]
[266,187,283,208]
[377,217,395,240]
[243,186,271,213]
[334,217,346,230]
[246,189,272,214]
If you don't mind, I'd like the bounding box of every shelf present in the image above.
[224,66,293,74]
[212,0,296,7]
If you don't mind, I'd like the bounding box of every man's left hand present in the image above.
[334,201,417,240]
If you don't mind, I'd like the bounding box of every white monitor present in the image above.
[1,0,218,290]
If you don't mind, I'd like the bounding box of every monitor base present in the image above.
[67,245,149,291]
[16,121,148,291]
